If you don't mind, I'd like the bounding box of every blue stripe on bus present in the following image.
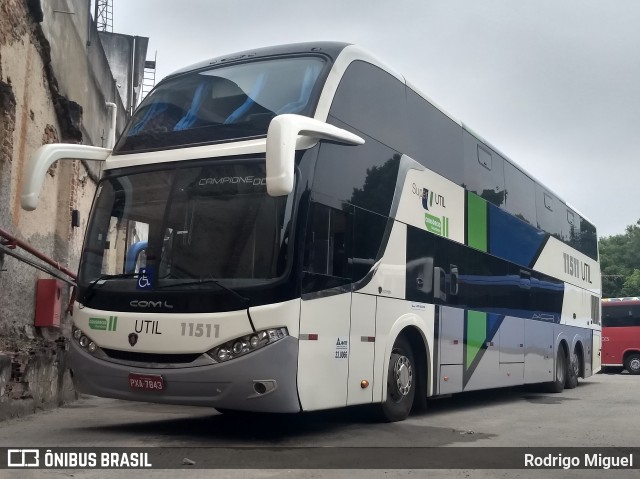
[488,204,547,269]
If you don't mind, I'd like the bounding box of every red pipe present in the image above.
[0,227,77,280]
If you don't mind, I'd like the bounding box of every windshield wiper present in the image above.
[155,277,249,303]
[79,273,139,305]
[155,276,256,332]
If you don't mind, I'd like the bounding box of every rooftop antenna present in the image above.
[94,0,113,32]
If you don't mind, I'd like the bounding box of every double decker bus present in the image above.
[21,42,601,421]
[602,298,640,374]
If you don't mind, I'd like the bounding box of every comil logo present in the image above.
[7,449,40,467]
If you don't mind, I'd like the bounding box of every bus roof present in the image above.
[602,297,640,305]
[164,42,350,80]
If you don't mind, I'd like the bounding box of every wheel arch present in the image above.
[380,315,432,403]
[622,349,640,363]
[556,336,570,359]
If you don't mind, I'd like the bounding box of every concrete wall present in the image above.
[99,32,149,113]
[0,0,145,419]
[41,0,129,147]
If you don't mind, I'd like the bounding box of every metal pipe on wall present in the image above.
[0,227,77,280]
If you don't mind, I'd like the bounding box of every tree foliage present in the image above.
[599,220,640,298]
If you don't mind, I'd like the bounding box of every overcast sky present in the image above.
[113,0,640,238]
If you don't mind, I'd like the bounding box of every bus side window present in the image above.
[535,185,564,241]
[329,60,406,153]
[352,207,388,282]
[503,161,536,225]
[302,201,352,294]
[461,130,506,207]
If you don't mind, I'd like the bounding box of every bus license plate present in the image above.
[128,373,164,391]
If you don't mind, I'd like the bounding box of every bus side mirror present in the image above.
[265,114,364,196]
[21,144,111,211]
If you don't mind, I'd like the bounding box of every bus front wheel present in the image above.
[378,335,416,422]
[624,353,640,375]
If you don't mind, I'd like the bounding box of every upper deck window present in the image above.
[115,56,326,154]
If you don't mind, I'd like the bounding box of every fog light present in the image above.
[87,342,97,353]
[79,336,89,348]
[254,382,267,395]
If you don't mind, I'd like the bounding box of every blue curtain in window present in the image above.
[173,82,209,131]
[223,73,267,124]
[276,63,322,115]
[128,103,169,136]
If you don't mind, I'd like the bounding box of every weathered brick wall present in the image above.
[0,79,16,237]
[0,0,99,418]
[0,0,136,420]
[0,0,75,337]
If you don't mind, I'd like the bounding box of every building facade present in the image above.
[0,0,148,418]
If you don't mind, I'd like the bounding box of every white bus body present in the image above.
[22,43,601,421]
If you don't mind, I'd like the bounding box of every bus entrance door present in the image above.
[347,293,376,405]
[297,293,351,411]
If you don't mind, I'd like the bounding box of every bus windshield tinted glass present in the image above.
[79,161,292,289]
[115,57,326,153]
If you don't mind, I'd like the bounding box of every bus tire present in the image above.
[545,346,567,393]
[624,353,640,375]
[378,335,416,422]
[565,348,580,389]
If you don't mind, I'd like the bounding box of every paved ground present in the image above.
[0,371,636,478]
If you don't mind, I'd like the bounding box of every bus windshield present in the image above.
[115,56,326,154]
[79,161,292,290]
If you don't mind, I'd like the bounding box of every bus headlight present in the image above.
[208,328,288,363]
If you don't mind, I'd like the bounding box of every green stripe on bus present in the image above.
[466,311,487,369]
[107,316,117,331]
[467,192,487,252]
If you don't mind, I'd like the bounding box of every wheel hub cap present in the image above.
[631,358,640,371]
[394,356,412,396]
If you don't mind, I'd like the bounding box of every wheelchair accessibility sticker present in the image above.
[136,267,154,290]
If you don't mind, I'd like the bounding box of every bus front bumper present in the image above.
[69,336,301,413]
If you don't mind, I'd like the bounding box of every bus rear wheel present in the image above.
[545,347,567,393]
[624,353,640,375]
[378,335,416,422]
[565,348,580,389]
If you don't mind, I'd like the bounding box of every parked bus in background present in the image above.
[602,298,640,374]
[20,42,601,422]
